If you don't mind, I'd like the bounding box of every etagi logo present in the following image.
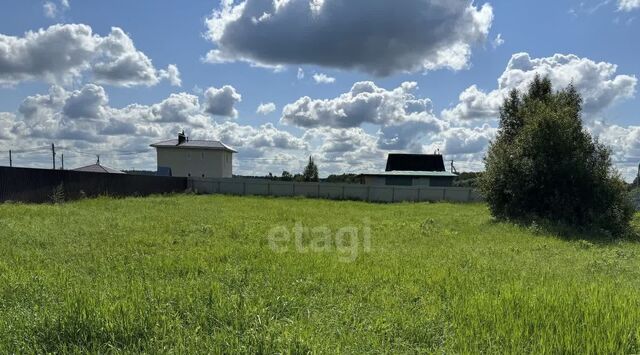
[267,219,372,263]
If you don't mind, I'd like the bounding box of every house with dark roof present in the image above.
[74,162,125,174]
[150,131,236,178]
[361,154,457,187]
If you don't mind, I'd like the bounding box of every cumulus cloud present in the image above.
[297,67,305,80]
[590,122,640,180]
[440,124,497,155]
[312,73,335,84]
[619,0,640,11]
[256,102,277,115]
[159,64,182,87]
[282,81,446,151]
[205,0,493,76]
[203,85,242,118]
[62,84,108,119]
[0,24,179,87]
[215,122,307,150]
[0,113,16,140]
[283,81,440,128]
[303,127,383,173]
[0,84,308,173]
[442,53,637,121]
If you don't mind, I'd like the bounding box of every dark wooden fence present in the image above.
[0,167,187,203]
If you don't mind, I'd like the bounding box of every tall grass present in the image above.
[0,195,639,353]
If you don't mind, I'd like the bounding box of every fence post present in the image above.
[267,181,271,196]
[366,186,371,202]
[317,183,320,198]
[341,185,345,200]
[243,181,247,195]
[467,188,472,202]
[217,181,221,194]
[442,188,446,201]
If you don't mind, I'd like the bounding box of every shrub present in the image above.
[480,76,634,235]
[50,183,66,204]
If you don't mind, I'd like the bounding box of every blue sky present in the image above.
[0,0,639,178]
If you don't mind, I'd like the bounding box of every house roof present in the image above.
[362,171,457,178]
[150,139,237,152]
[73,163,125,174]
[385,154,446,172]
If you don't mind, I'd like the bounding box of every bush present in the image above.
[480,76,634,235]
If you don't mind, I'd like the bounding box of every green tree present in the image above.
[280,171,293,181]
[480,75,633,235]
[302,156,319,182]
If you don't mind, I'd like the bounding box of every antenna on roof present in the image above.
[96,154,100,165]
[451,160,458,174]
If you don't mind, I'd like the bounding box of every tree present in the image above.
[280,171,293,181]
[302,156,319,182]
[480,75,633,235]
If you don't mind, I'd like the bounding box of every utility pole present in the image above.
[9,150,11,168]
[61,154,64,170]
[51,143,56,170]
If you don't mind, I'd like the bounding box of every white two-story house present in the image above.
[151,132,236,178]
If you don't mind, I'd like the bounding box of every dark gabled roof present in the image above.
[385,154,446,172]
[73,163,125,174]
[150,139,237,153]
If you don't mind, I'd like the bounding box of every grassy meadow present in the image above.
[1,194,640,353]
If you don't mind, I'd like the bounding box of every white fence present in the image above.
[188,178,482,203]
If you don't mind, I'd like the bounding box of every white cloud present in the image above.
[492,33,504,48]
[43,0,70,18]
[442,53,637,121]
[203,85,242,118]
[303,127,383,173]
[0,84,307,173]
[205,0,493,76]
[43,2,58,18]
[0,112,16,140]
[591,122,640,180]
[282,81,440,128]
[312,73,336,84]
[440,124,497,155]
[0,24,179,87]
[282,81,446,152]
[214,122,307,151]
[619,0,640,11]
[159,64,182,87]
[297,67,305,80]
[256,102,277,115]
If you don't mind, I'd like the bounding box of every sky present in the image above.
[0,0,639,179]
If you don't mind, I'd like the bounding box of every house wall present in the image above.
[363,176,386,186]
[156,148,233,178]
[363,175,454,187]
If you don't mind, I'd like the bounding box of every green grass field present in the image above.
[1,195,640,353]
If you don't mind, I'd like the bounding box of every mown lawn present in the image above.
[1,194,640,353]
